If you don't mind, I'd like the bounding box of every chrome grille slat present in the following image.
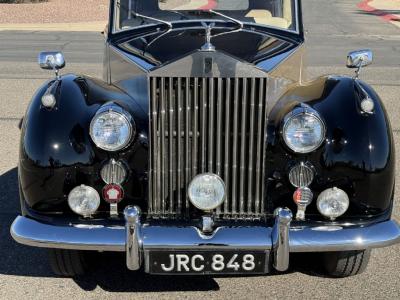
[160,77,166,215]
[200,78,207,173]
[247,78,256,214]
[168,78,174,214]
[239,78,248,214]
[177,77,182,213]
[231,78,240,216]
[255,79,265,214]
[223,78,231,215]
[208,78,214,172]
[149,79,156,213]
[149,76,268,219]
[260,79,269,214]
[192,78,199,180]
[185,77,191,216]
[215,78,223,215]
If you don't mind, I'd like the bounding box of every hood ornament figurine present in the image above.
[201,22,215,51]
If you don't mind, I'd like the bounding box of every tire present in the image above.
[48,249,88,277]
[322,249,371,277]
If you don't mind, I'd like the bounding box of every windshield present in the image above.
[114,0,298,33]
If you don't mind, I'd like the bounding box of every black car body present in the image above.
[11,0,400,277]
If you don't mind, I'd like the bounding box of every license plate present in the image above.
[148,250,268,275]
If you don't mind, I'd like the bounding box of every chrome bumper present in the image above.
[10,207,400,273]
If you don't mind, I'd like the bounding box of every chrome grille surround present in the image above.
[148,76,268,220]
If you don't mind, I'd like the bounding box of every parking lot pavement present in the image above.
[0,0,399,299]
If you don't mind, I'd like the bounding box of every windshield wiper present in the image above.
[117,1,175,53]
[207,9,244,37]
[117,0,173,30]
[130,11,173,30]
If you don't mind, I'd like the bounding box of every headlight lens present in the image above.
[90,106,134,151]
[283,108,325,153]
[317,187,349,220]
[188,173,226,211]
[68,185,100,217]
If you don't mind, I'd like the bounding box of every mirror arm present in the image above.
[354,57,365,80]
[45,55,62,80]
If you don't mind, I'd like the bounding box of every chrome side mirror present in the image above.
[347,50,373,68]
[38,51,65,79]
[346,50,373,78]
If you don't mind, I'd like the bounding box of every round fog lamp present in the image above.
[317,187,349,220]
[188,173,226,211]
[68,185,100,217]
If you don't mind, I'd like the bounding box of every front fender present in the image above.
[19,74,148,215]
[266,76,395,220]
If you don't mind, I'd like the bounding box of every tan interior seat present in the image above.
[245,9,290,29]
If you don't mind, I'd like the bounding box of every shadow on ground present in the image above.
[0,167,325,293]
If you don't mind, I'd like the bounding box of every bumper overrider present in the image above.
[10,206,400,273]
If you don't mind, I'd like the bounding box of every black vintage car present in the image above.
[11,0,400,277]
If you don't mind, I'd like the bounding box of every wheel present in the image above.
[48,249,88,277]
[322,249,371,277]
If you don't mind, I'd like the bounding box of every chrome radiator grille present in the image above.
[148,77,268,219]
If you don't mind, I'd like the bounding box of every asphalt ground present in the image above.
[0,0,399,299]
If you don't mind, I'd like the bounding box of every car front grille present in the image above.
[148,76,268,219]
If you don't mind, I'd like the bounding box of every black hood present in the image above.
[117,27,298,68]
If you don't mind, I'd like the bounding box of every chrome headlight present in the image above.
[282,106,326,153]
[90,104,135,151]
[188,173,226,211]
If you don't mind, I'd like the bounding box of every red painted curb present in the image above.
[357,0,400,22]
[200,0,217,10]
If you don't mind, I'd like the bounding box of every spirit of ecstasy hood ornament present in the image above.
[201,22,215,51]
